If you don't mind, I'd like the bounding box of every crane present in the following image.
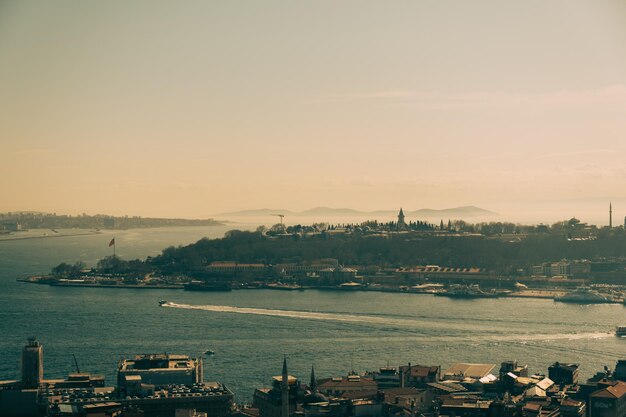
[272,214,285,224]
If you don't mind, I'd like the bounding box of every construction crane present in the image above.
[272,214,285,224]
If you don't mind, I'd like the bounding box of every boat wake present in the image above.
[162,302,397,324]
[161,302,614,342]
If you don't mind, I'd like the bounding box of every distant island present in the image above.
[0,212,222,231]
[215,205,497,218]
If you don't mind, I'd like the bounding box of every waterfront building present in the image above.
[613,360,626,382]
[531,263,552,277]
[549,362,579,385]
[0,340,234,417]
[117,354,203,390]
[103,217,115,229]
[1,221,22,231]
[21,337,43,389]
[206,262,267,274]
[550,260,571,277]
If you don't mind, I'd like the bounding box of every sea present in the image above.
[1,224,625,401]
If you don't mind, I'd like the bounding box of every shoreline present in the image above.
[0,230,102,242]
[16,278,583,301]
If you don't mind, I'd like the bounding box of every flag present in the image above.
[109,238,115,247]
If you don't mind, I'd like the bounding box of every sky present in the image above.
[1,0,626,224]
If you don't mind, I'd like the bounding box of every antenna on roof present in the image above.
[72,354,80,374]
[350,354,355,375]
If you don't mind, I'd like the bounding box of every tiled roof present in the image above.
[592,381,626,399]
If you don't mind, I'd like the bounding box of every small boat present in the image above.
[554,286,616,304]
[204,350,215,356]
[158,300,168,306]
[434,284,498,299]
[616,326,626,337]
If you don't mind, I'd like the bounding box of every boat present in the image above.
[184,281,232,292]
[158,300,168,306]
[265,282,303,291]
[434,284,498,299]
[336,282,365,290]
[204,350,215,355]
[616,326,626,337]
[554,286,616,304]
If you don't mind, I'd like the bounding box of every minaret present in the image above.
[397,208,406,228]
[310,365,317,392]
[610,202,613,228]
[281,356,289,417]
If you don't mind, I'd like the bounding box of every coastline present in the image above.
[17,277,572,300]
[0,229,102,242]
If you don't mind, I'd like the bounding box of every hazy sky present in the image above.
[1,1,625,223]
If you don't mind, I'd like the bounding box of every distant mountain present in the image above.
[299,207,364,216]
[216,206,497,218]
[216,208,295,217]
[408,206,497,217]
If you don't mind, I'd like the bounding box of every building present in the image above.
[438,395,492,417]
[47,382,233,417]
[398,364,440,387]
[1,340,234,417]
[117,354,203,390]
[372,367,400,389]
[441,363,495,381]
[21,337,43,389]
[548,362,579,385]
[613,360,626,382]
[253,359,300,417]
[2,221,22,232]
[499,361,528,380]
[103,217,116,229]
[589,381,626,417]
[317,375,377,397]
[550,260,571,277]
[0,339,106,417]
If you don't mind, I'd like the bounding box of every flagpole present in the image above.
[113,239,116,257]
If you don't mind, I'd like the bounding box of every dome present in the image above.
[303,391,328,405]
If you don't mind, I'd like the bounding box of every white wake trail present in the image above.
[161,302,615,342]
[163,302,393,324]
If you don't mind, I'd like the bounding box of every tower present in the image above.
[22,337,43,388]
[397,208,406,228]
[281,356,289,417]
[610,202,613,228]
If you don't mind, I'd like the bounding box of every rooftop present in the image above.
[442,363,496,380]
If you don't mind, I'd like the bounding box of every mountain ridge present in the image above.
[215,205,497,218]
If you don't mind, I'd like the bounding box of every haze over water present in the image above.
[1,227,625,400]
